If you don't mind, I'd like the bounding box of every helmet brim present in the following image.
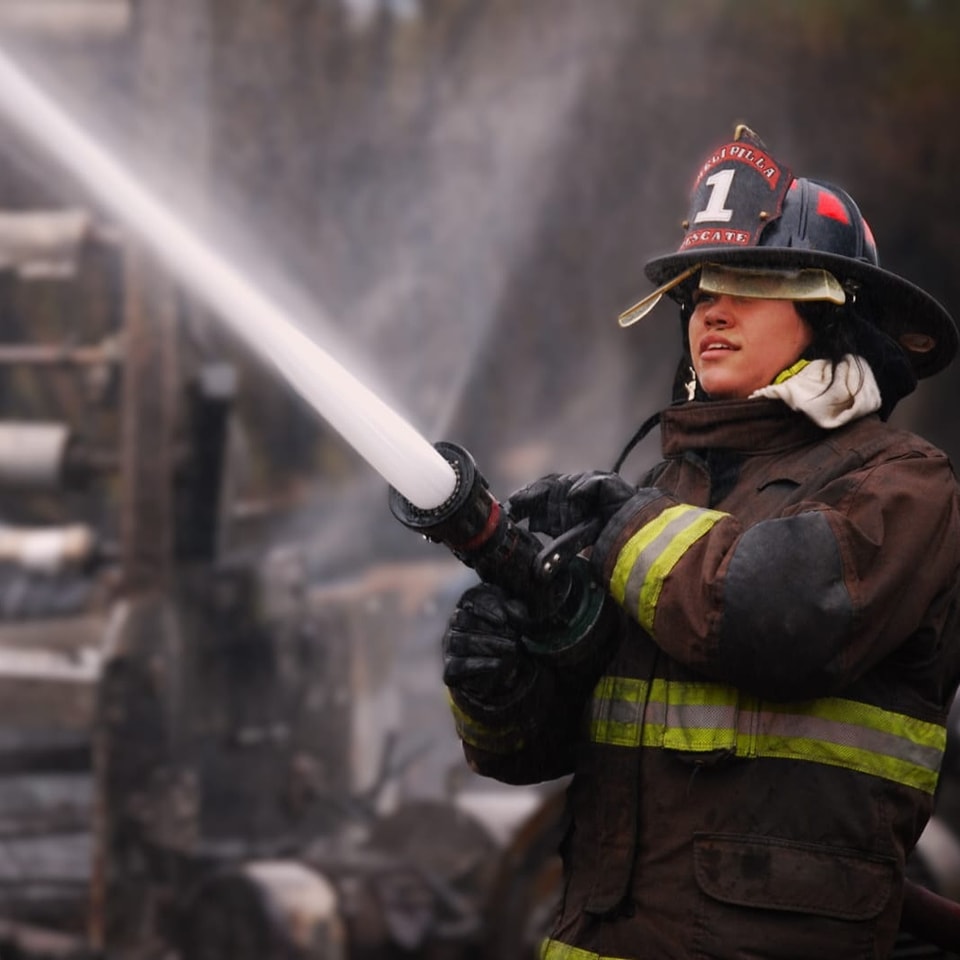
[644,247,958,378]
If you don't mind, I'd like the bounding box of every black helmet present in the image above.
[625,126,957,378]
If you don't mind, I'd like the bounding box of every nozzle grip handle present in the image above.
[390,442,605,640]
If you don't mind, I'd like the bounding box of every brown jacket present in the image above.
[454,398,960,960]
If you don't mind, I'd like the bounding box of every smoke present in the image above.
[5,3,956,545]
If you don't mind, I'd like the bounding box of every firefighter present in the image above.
[441,126,960,959]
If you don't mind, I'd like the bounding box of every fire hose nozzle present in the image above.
[388,441,495,556]
[389,442,607,658]
[389,441,551,596]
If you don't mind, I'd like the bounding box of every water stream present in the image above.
[0,43,458,511]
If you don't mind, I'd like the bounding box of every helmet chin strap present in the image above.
[618,264,701,327]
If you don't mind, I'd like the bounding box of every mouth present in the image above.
[698,337,737,358]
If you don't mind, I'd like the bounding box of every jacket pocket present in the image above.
[693,832,896,920]
[691,833,899,960]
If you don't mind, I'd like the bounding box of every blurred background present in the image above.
[0,1,957,958]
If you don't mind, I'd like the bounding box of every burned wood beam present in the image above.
[0,342,121,367]
[0,917,100,960]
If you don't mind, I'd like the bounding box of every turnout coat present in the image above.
[451,397,960,960]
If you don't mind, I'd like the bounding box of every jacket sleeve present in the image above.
[591,451,960,700]
[449,595,623,783]
[449,664,585,784]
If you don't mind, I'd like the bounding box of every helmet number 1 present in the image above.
[694,169,735,224]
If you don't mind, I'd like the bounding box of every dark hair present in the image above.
[675,294,917,417]
[796,301,860,367]
[796,300,917,419]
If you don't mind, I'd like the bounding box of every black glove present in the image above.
[442,583,536,705]
[506,471,636,538]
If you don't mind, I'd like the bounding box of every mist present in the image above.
[0,2,957,952]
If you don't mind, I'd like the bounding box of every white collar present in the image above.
[750,355,881,429]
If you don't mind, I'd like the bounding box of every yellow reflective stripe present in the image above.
[753,733,939,793]
[636,509,725,631]
[589,677,946,794]
[541,939,627,960]
[610,505,690,604]
[775,696,945,749]
[447,693,526,755]
[590,676,740,748]
[756,698,945,793]
[589,675,638,745]
[773,357,811,384]
[609,504,727,633]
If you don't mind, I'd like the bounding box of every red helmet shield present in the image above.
[679,129,793,254]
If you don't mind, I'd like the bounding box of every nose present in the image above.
[699,295,733,328]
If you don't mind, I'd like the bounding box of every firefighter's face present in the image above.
[688,292,813,399]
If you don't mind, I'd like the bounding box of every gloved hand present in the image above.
[506,471,636,538]
[442,583,535,705]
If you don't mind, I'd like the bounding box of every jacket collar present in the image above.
[659,397,831,458]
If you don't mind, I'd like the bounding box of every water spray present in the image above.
[0,45,455,511]
[0,45,606,647]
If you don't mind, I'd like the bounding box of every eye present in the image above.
[691,289,716,307]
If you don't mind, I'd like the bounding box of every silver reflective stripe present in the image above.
[620,509,694,613]
[609,504,728,632]
[590,676,945,794]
